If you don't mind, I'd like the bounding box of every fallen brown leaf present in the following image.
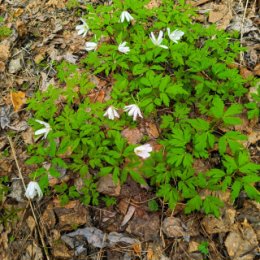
[46,0,66,8]
[253,63,260,76]
[146,121,160,139]
[0,61,5,72]
[145,0,162,9]
[133,242,142,257]
[121,205,136,227]
[240,67,254,79]
[0,44,10,62]
[10,91,26,112]
[208,2,232,30]
[121,128,144,144]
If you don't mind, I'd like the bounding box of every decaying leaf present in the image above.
[10,91,26,112]
[121,128,144,144]
[146,121,160,139]
[0,44,10,62]
[62,227,139,249]
[133,242,142,257]
[145,0,161,9]
[88,90,105,103]
[208,2,232,30]
[46,0,66,8]
[121,205,136,227]
[0,106,11,129]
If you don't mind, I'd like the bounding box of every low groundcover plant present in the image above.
[26,0,260,216]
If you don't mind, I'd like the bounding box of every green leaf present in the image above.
[185,195,202,214]
[160,93,170,107]
[223,117,242,125]
[129,170,146,185]
[239,163,260,174]
[132,64,147,75]
[224,104,243,117]
[26,156,44,165]
[188,119,209,131]
[244,184,260,201]
[210,96,224,119]
[202,196,224,217]
[223,155,238,174]
[231,180,242,201]
[218,131,247,155]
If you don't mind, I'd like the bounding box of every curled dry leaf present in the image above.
[121,205,136,227]
[10,91,26,112]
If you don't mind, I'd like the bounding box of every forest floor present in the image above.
[0,0,259,259]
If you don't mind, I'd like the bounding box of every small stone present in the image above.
[8,56,23,73]
[97,174,121,196]
[162,217,187,238]
[52,241,72,259]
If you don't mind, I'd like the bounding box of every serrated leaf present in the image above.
[160,93,170,107]
[244,184,260,201]
[210,96,224,119]
[185,195,202,214]
[239,163,260,174]
[224,104,243,117]
[223,117,242,125]
[129,170,146,185]
[188,119,209,131]
[231,180,242,201]
[203,196,224,217]
[223,155,238,174]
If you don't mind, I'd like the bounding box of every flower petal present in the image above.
[35,128,47,136]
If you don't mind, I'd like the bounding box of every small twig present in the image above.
[240,0,250,64]
[7,136,51,260]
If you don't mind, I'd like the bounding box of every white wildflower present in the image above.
[76,18,89,37]
[104,106,120,120]
[85,42,97,51]
[167,28,184,43]
[150,30,168,49]
[120,11,134,23]
[118,42,130,54]
[25,181,43,200]
[124,104,143,121]
[35,120,51,139]
[134,144,153,159]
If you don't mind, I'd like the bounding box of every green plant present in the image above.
[66,0,80,10]
[0,26,11,40]
[0,15,12,39]
[102,196,117,207]
[148,199,159,212]
[198,241,209,256]
[27,0,260,217]
[0,176,9,203]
